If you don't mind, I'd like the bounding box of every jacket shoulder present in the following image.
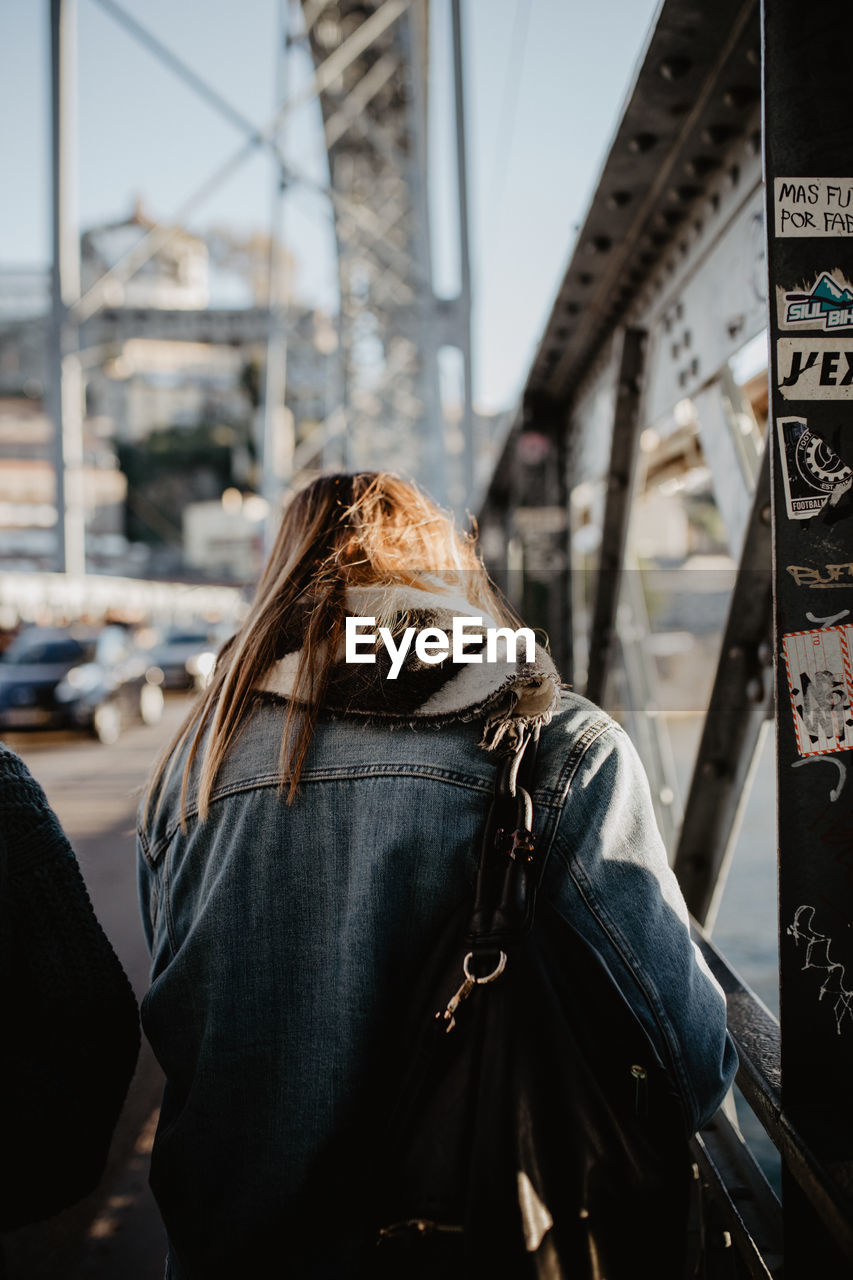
[533,689,620,808]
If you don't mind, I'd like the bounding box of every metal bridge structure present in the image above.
[479,0,853,1272]
[45,0,472,577]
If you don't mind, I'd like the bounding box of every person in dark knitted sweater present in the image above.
[0,742,140,1235]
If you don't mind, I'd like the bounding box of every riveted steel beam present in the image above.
[673,445,773,925]
[586,328,646,704]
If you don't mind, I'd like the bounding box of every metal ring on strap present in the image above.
[463,950,507,984]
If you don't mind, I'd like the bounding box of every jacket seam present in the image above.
[138,823,155,869]
[552,835,698,1128]
[533,717,621,905]
[161,835,179,958]
[144,764,545,866]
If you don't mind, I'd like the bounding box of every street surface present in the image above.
[2,695,193,1280]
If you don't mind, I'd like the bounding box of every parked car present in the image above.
[0,624,164,744]
[146,626,219,691]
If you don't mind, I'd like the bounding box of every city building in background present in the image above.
[0,202,335,581]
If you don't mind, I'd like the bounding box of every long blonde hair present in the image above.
[147,471,513,822]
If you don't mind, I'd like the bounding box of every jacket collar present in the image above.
[258,583,562,753]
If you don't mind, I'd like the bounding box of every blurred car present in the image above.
[0,624,164,744]
[146,627,219,691]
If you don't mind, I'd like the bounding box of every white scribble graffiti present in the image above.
[788,905,853,1035]
[806,609,851,628]
[791,755,848,801]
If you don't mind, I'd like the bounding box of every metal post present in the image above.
[405,0,446,505]
[258,0,293,548]
[763,0,853,1269]
[49,0,85,576]
[585,328,645,706]
[450,0,474,510]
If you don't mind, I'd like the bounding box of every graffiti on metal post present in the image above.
[788,905,853,1034]
[790,755,848,802]
[805,609,852,627]
[787,563,853,587]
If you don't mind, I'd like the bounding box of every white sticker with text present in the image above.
[777,271,853,331]
[777,338,853,400]
[775,178,853,237]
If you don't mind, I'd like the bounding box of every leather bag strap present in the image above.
[464,726,544,955]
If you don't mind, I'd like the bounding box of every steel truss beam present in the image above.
[73,0,411,325]
[585,328,646,705]
[672,447,773,926]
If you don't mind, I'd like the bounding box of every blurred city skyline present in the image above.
[2,0,660,414]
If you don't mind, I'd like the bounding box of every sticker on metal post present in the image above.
[777,338,853,400]
[776,416,852,519]
[774,179,853,237]
[777,271,853,331]
[782,625,853,757]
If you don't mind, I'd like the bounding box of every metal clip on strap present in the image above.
[465,727,542,951]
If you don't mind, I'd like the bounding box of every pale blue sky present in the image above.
[0,0,661,411]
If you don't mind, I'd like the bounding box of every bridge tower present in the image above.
[299,0,473,513]
[46,0,473,574]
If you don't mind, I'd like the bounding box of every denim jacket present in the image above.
[138,690,737,1278]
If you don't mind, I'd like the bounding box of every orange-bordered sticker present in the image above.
[782,625,853,757]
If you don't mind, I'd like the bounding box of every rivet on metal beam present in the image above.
[659,56,692,81]
[661,209,684,228]
[667,185,697,205]
[723,84,758,110]
[607,189,632,209]
[586,235,612,254]
[701,124,736,146]
[746,677,764,703]
[684,155,720,178]
[578,272,594,286]
[628,132,658,154]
